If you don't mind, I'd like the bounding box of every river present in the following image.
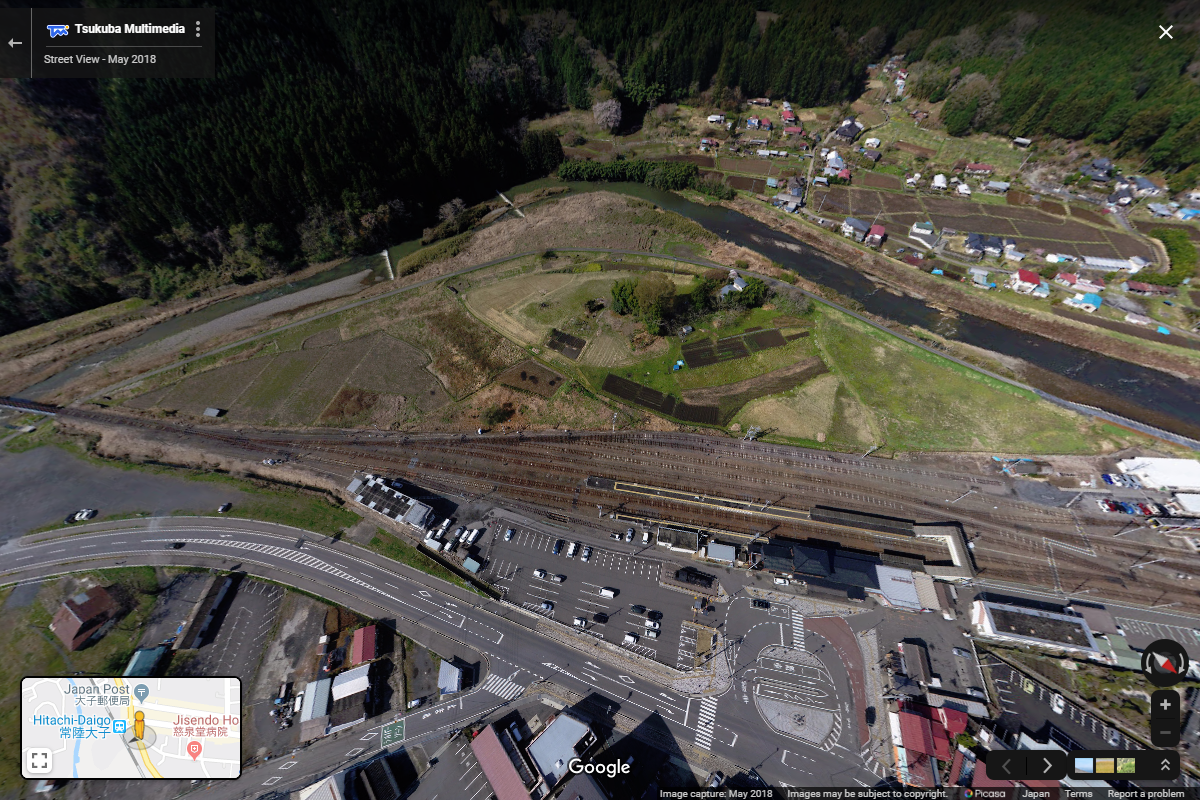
[22,180,1200,440]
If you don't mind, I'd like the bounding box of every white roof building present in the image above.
[1117,458,1200,492]
[956,182,972,196]
[1173,494,1200,514]
[971,600,1104,660]
[932,174,948,190]
[331,665,370,701]
[438,660,462,695]
[872,566,922,611]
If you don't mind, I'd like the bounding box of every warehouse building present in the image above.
[970,601,1104,660]
[1117,458,1200,492]
[346,474,434,531]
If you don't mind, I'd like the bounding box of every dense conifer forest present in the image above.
[0,0,1196,334]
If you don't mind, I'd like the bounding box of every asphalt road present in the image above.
[0,517,881,797]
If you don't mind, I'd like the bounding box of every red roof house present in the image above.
[781,108,797,122]
[783,126,804,135]
[50,587,117,651]
[470,725,532,800]
[350,625,377,665]
[838,168,851,180]
[866,224,886,245]
[965,163,995,175]
[899,711,937,757]
[1055,272,1078,286]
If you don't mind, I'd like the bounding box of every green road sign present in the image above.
[381,720,405,748]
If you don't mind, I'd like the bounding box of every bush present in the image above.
[692,173,736,200]
[481,403,515,426]
[1146,229,1198,286]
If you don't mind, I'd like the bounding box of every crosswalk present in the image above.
[694,696,718,751]
[792,608,805,650]
[479,673,524,701]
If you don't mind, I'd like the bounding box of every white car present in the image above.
[532,568,547,579]
[73,509,97,522]
[625,528,634,542]
[540,601,554,612]
[623,633,639,645]
[773,577,789,586]
[581,546,592,562]
[574,617,587,627]
[504,528,514,541]
[643,619,660,630]
[1050,693,1066,714]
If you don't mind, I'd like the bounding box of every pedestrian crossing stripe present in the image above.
[694,697,718,751]
[480,673,524,700]
[792,609,805,649]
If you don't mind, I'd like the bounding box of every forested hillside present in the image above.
[1,0,1198,335]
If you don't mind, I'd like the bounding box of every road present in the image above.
[1,517,882,797]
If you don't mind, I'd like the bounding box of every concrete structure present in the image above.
[50,586,117,651]
[970,601,1104,660]
[526,713,597,790]
[347,474,434,532]
[203,407,225,418]
[705,543,737,564]
[438,660,462,695]
[1117,458,1200,491]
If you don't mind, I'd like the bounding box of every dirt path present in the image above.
[731,197,1200,381]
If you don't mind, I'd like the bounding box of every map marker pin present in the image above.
[133,684,149,704]
[187,741,202,761]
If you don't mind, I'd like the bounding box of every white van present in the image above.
[467,528,483,544]
[292,693,303,714]
[644,629,660,639]
[566,541,578,558]
[574,616,587,627]
[599,587,617,598]
[623,633,639,645]
[642,530,650,544]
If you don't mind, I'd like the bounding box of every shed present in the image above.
[1013,137,1032,148]
[932,174,948,190]
[123,646,169,677]
[470,725,537,800]
[350,625,377,665]
[526,713,596,789]
[706,543,737,564]
[902,640,932,684]
[463,557,483,574]
[332,664,371,700]
[50,586,117,651]
[299,677,332,722]
[203,407,225,418]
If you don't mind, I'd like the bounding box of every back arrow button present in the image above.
[8,39,22,48]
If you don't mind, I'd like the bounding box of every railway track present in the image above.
[9,398,1196,611]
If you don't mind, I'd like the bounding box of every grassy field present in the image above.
[366,530,475,592]
[808,306,1135,453]
[868,118,1028,175]
[0,568,164,794]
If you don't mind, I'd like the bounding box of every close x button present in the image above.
[1028,750,1067,780]
[986,751,1025,780]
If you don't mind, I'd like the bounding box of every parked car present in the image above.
[574,617,587,627]
[645,629,660,639]
[217,503,232,513]
[774,577,789,586]
[452,526,466,540]
[593,613,609,624]
[1097,499,1113,513]
[952,647,971,658]
[69,509,97,523]
[566,541,579,558]
[540,601,554,612]
[407,698,423,709]
[551,574,566,583]
[581,546,592,562]
[1118,502,1138,514]
[1106,727,1121,747]
[504,528,514,541]
[623,633,639,645]
[642,530,650,544]
[533,568,547,579]
[625,528,634,542]
[643,619,660,630]
[631,605,647,615]
[1102,474,1115,485]
[1050,693,1066,714]
[1136,503,1154,516]
[553,539,565,555]
[610,532,622,540]
[752,599,770,609]
[647,609,662,620]
[164,542,185,549]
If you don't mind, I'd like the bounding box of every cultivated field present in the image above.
[497,360,566,398]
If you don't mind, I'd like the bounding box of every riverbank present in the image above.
[0,256,366,398]
[730,195,1200,382]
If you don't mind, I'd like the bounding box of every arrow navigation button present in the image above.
[1032,750,1067,779]
[986,752,1025,780]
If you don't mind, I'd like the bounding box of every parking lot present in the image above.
[476,517,704,666]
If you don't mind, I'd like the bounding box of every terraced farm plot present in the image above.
[303,328,343,349]
[156,356,275,417]
[727,175,767,193]
[861,172,903,190]
[233,349,326,423]
[847,189,885,215]
[737,372,841,441]
[498,360,565,398]
[346,334,449,412]
[681,356,828,424]
[719,157,771,175]
[931,215,1019,235]
[892,141,935,158]
[273,335,376,425]
[1105,231,1158,260]
[600,374,718,425]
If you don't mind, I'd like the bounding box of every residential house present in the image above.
[1032,281,1051,298]
[1148,203,1173,217]
[781,108,796,124]
[813,176,829,187]
[1107,186,1135,206]
[984,181,1010,193]
[1010,268,1043,294]
[931,174,948,191]
[1064,292,1104,313]
[706,114,725,124]
[967,233,1004,257]
[1188,190,1200,203]
[1076,276,1106,293]
[969,267,993,288]
[1013,137,1032,148]
[1176,208,1200,221]
[956,182,972,196]
[864,137,881,149]
[1004,248,1026,262]
[783,126,804,135]
[1125,281,1175,297]
[864,149,882,163]
[908,221,938,250]
[782,101,792,110]
[1054,272,1078,287]
[746,116,761,129]
[866,224,886,246]
[822,166,839,178]
[761,120,772,131]
[833,116,864,142]
[837,168,851,181]
[787,176,805,197]
[841,217,870,242]
[1131,176,1164,197]
[50,587,117,651]
[826,152,845,170]
[964,163,994,176]
[1079,157,1113,183]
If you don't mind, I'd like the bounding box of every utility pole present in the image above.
[1130,558,1166,570]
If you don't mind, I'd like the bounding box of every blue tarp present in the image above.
[1158,326,1171,335]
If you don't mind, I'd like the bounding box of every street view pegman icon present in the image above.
[46,25,69,38]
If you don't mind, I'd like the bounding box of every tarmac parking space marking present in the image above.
[262,776,281,785]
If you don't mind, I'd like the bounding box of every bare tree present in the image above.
[592,98,622,133]
[438,198,466,223]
